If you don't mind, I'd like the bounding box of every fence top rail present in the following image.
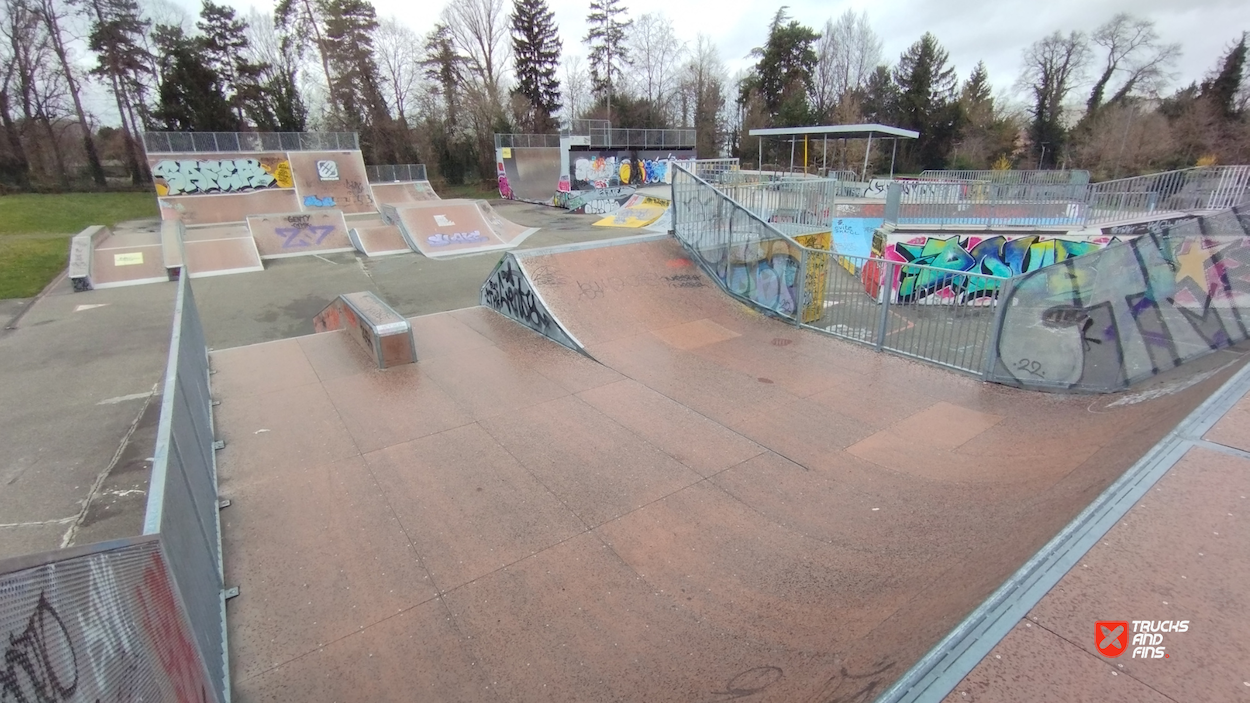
[0,534,161,576]
[141,131,360,154]
[673,164,1013,283]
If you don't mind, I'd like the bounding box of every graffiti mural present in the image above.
[569,150,696,190]
[882,233,1126,303]
[275,214,337,248]
[992,217,1250,391]
[481,255,580,352]
[303,195,336,208]
[152,155,292,195]
[497,160,512,199]
[559,186,635,214]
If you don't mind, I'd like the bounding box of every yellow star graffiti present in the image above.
[1173,240,1220,290]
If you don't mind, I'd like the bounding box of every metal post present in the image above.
[758,138,763,173]
[789,138,796,174]
[875,261,895,350]
[862,133,873,181]
[794,249,808,327]
[804,135,808,175]
[981,276,1014,380]
[823,135,828,177]
[890,139,898,178]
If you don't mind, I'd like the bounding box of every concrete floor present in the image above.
[214,238,1246,702]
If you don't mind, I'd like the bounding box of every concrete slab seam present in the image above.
[874,359,1250,703]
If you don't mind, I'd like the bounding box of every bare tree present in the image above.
[813,9,881,119]
[1018,30,1089,166]
[31,0,106,185]
[628,12,684,122]
[0,0,34,186]
[440,0,509,109]
[561,54,588,124]
[374,16,423,124]
[678,35,725,155]
[1086,13,1180,115]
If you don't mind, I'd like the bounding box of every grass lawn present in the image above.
[0,191,158,298]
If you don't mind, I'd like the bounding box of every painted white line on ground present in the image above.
[97,391,156,405]
[74,303,110,312]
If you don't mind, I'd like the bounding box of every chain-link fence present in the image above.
[919,169,1092,185]
[0,273,230,703]
[141,132,359,154]
[366,164,427,182]
[494,133,563,148]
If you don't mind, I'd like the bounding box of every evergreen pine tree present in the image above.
[151,24,236,131]
[197,1,270,126]
[86,0,152,182]
[745,8,819,125]
[894,32,962,169]
[1201,33,1247,120]
[322,0,395,162]
[583,0,631,118]
[511,0,562,131]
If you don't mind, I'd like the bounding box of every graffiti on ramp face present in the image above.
[481,256,580,352]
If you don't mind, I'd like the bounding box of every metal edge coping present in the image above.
[0,534,162,576]
[513,231,668,258]
[874,357,1250,703]
[142,273,187,535]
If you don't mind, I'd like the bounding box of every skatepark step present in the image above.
[68,225,172,291]
[313,292,416,369]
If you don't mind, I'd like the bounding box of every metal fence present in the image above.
[366,164,427,182]
[1085,165,1250,224]
[495,133,562,148]
[919,169,1091,185]
[0,273,230,703]
[690,158,740,181]
[672,164,1010,375]
[142,131,359,154]
[144,273,230,703]
[888,182,1088,227]
[716,178,844,235]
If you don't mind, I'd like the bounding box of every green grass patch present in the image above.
[0,192,157,236]
[0,237,70,298]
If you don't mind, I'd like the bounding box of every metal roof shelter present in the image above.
[748,123,920,179]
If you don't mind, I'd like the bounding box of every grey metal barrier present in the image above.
[0,273,230,703]
[494,133,563,148]
[141,131,359,154]
[673,164,1013,376]
[919,169,1091,185]
[144,272,231,702]
[366,164,428,183]
[890,182,1088,228]
[690,158,740,181]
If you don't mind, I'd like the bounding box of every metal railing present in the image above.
[1085,165,1250,224]
[144,273,230,702]
[919,169,1091,185]
[690,158,740,181]
[672,164,1010,375]
[366,164,427,182]
[0,273,230,703]
[888,182,1087,227]
[495,133,562,148]
[142,131,359,154]
[716,178,844,235]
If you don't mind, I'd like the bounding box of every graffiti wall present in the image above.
[991,219,1250,391]
[246,210,353,258]
[481,255,580,352]
[878,232,1127,303]
[569,150,696,191]
[151,152,292,196]
[0,539,220,703]
[285,151,376,214]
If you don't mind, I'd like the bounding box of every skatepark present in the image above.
[3,128,1250,703]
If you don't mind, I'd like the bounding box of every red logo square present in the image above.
[1096,621,1129,657]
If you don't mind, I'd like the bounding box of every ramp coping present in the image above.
[875,357,1250,703]
[68,225,109,291]
[313,291,416,369]
[161,219,185,274]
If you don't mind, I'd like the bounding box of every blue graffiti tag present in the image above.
[303,195,337,208]
[428,231,488,246]
[275,225,336,248]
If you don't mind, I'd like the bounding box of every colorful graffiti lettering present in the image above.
[557,175,571,193]
[994,224,1250,390]
[886,234,1122,302]
[153,158,287,195]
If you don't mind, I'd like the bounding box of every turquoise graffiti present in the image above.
[890,235,1120,302]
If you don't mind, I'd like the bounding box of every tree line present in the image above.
[0,0,1246,191]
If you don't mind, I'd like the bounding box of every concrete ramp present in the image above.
[371,180,440,205]
[592,194,670,228]
[159,189,301,225]
[183,224,265,277]
[246,211,354,259]
[287,150,377,214]
[349,225,411,257]
[501,146,562,203]
[69,225,170,290]
[390,199,538,258]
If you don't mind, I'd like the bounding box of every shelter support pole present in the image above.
[758,138,762,172]
[861,134,873,180]
[804,135,808,175]
[890,139,898,178]
[822,136,828,176]
[789,138,795,173]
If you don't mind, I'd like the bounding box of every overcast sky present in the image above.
[104,0,1247,121]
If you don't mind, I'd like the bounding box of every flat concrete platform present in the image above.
[214,237,1245,702]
